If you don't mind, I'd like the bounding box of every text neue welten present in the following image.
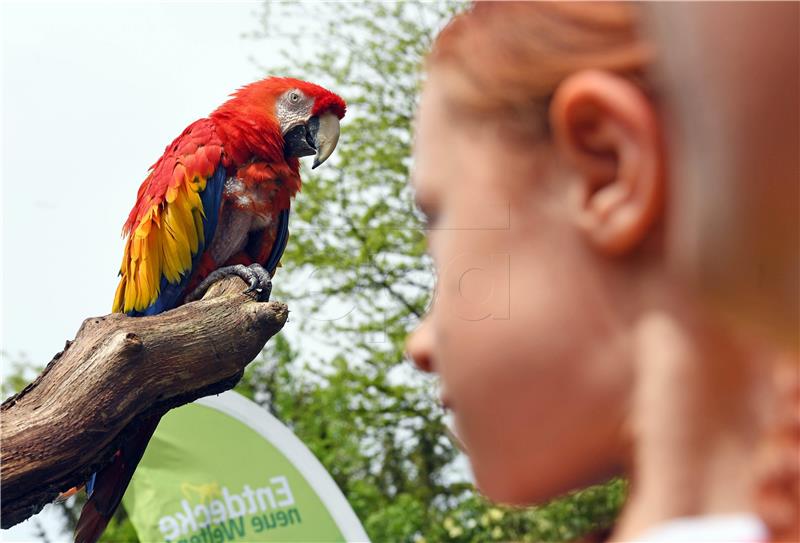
[160,476,302,543]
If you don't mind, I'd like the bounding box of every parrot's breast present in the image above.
[223,176,283,229]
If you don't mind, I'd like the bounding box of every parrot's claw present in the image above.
[242,264,273,300]
[185,264,272,303]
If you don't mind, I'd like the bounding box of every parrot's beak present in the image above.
[310,112,340,169]
[283,123,317,159]
[283,112,341,168]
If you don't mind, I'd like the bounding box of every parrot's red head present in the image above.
[212,76,346,168]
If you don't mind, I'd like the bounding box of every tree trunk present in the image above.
[0,277,287,528]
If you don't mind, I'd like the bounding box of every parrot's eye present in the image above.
[289,91,300,103]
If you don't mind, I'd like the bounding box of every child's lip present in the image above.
[440,395,453,410]
[444,417,468,453]
[439,397,467,452]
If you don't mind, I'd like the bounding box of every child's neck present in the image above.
[612,293,774,540]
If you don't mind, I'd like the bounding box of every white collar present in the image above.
[633,513,767,542]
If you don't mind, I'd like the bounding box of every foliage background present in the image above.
[2,2,625,542]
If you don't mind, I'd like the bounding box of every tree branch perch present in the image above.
[0,276,287,528]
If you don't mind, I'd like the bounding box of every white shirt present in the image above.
[635,513,767,542]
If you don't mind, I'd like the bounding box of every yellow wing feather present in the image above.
[113,172,214,314]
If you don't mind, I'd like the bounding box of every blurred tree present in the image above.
[1,351,42,399]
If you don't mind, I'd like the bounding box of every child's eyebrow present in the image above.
[413,170,440,193]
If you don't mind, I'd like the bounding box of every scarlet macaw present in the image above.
[74,77,345,543]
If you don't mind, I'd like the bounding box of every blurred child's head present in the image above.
[407,2,661,503]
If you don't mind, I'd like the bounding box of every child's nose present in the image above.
[406,317,435,373]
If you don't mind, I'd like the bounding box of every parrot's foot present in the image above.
[185,264,272,303]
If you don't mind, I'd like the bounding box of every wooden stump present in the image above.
[1,277,287,528]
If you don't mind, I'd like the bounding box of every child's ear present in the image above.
[550,70,665,256]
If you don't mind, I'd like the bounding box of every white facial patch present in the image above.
[276,89,314,134]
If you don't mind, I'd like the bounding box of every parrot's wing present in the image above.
[265,208,290,274]
[112,119,226,315]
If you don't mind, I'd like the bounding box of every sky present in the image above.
[1,2,285,540]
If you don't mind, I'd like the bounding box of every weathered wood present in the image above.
[0,277,287,528]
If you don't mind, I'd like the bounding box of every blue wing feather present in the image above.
[265,208,290,275]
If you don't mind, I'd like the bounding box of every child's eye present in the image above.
[415,200,439,230]
[423,210,439,230]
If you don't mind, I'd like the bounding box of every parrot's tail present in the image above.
[74,416,161,543]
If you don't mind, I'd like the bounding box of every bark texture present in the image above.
[1,277,287,528]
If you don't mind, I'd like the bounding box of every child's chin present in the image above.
[473,460,576,507]
[472,463,534,506]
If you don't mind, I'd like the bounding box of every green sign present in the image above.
[122,392,368,543]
